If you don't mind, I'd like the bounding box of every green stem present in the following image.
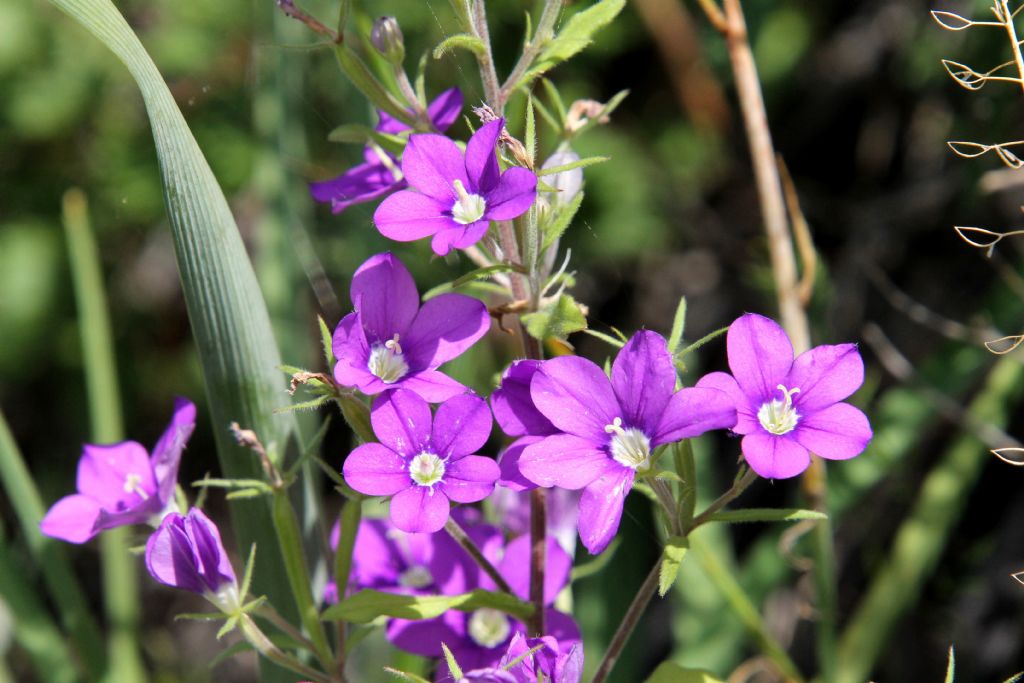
[688,468,757,532]
[444,517,513,594]
[62,188,146,683]
[271,491,338,677]
[673,439,698,527]
[589,559,661,683]
[332,496,362,665]
[690,534,805,682]
[468,0,502,109]
[0,411,106,680]
[499,0,562,105]
[240,614,334,683]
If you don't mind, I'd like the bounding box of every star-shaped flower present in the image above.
[695,313,872,479]
[373,119,537,255]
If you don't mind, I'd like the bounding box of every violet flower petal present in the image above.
[386,611,463,657]
[342,443,411,496]
[350,519,405,589]
[652,386,737,447]
[404,293,491,371]
[309,161,402,214]
[610,331,675,432]
[499,535,571,605]
[695,371,759,435]
[427,87,464,132]
[793,403,872,460]
[497,436,542,491]
[375,190,454,243]
[740,432,811,479]
[441,456,500,503]
[491,360,557,437]
[430,219,489,256]
[332,312,372,384]
[390,486,450,533]
[39,494,103,543]
[577,467,634,554]
[402,134,469,202]
[482,167,538,221]
[531,356,619,441]
[431,394,493,458]
[787,343,865,412]
[146,514,206,594]
[727,313,794,403]
[465,119,504,194]
[186,507,236,589]
[397,370,469,402]
[518,434,615,490]
[370,389,433,457]
[77,442,156,509]
[350,252,420,343]
[150,397,196,505]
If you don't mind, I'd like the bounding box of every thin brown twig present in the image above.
[444,517,514,595]
[589,560,661,683]
[276,0,339,42]
[777,155,816,306]
[687,468,758,532]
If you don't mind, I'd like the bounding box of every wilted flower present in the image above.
[40,398,195,543]
[310,88,462,214]
[374,119,538,255]
[696,313,872,479]
[518,331,737,554]
[145,508,240,613]
[343,389,499,533]
[332,252,490,402]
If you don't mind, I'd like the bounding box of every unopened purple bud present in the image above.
[371,16,405,64]
[145,508,240,613]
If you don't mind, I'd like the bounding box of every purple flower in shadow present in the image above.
[40,397,196,543]
[498,632,583,683]
[145,508,240,613]
[490,359,558,492]
[374,119,538,255]
[332,252,491,402]
[310,88,463,214]
[695,313,872,479]
[343,389,500,534]
[518,331,737,554]
[385,524,579,677]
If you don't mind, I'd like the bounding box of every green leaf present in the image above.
[522,294,587,341]
[518,0,626,86]
[542,190,584,251]
[432,34,487,60]
[326,124,407,156]
[383,669,432,683]
[644,662,725,683]
[335,393,376,444]
[240,544,258,600]
[659,536,688,597]
[321,589,534,623]
[705,508,828,524]
[334,44,415,126]
[318,316,336,368]
[581,328,626,349]
[441,643,463,680]
[537,155,610,177]
[524,95,536,168]
[217,615,240,640]
[274,394,332,414]
[540,78,567,125]
[667,297,688,355]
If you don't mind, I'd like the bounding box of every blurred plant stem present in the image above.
[62,189,147,683]
[835,355,1024,683]
[0,412,106,680]
[589,559,661,683]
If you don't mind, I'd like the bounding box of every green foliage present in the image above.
[522,293,588,341]
[321,588,534,623]
[659,536,688,597]
[704,509,828,524]
[433,34,488,60]
[644,662,725,683]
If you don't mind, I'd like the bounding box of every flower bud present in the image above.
[371,16,405,65]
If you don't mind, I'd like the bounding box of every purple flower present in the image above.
[518,331,737,554]
[343,389,500,533]
[310,88,463,214]
[695,313,872,479]
[40,398,196,543]
[374,119,538,255]
[490,487,581,557]
[499,632,583,683]
[332,252,491,402]
[491,360,560,492]
[145,508,240,612]
[387,528,579,675]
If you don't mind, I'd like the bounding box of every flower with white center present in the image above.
[604,417,652,471]
[757,385,801,435]
[468,608,511,648]
[451,179,487,224]
[408,452,446,487]
[398,565,434,589]
[367,333,410,383]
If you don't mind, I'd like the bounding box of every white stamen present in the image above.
[450,179,487,225]
[757,384,801,435]
[368,335,409,383]
[398,565,433,589]
[604,417,652,471]
[123,473,150,500]
[408,452,445,487]
[467,608,511,648]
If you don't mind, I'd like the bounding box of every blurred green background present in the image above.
[3,0,1024,680]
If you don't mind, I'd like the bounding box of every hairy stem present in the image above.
[445,517,514,594]
[499,0,563,108]
[469,0,502,108]
[589,559,661,683]
[1000,0,1024,94]
[687,467,757,532]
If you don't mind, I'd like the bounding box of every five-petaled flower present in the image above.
[40,397,195,543]
[309,88,463,214]
[695,313,872,479]
[373,118,538,255]
[342,389,500,533]
[518,331,737,554]
[332,252,491,403]
[145,507,241,613]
